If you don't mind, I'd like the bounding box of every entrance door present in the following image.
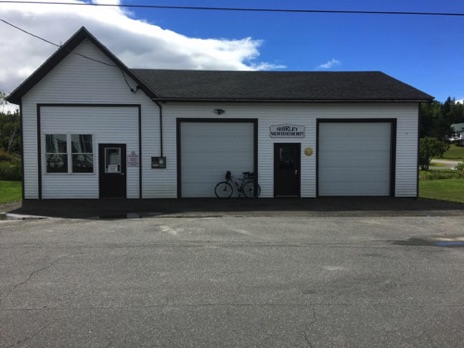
[274,143,301,197]
[99,144,126,199]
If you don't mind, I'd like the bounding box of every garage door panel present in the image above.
[181,122,254,197]
[319,122,392,196]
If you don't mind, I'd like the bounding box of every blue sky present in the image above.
[126,0,464,102]
[0,0,463,106]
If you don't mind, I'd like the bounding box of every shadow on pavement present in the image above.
[5,197,464,219]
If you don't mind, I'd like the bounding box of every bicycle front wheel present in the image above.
[242,182,261,198]
[214,181,233,199]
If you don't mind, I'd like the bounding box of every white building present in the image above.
[7,27,433,200]
[450,123,464,146]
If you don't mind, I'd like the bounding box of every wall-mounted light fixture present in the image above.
[214,108,225,115]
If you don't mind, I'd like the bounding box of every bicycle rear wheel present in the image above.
[214,181,233,199]
[242,182,261,198]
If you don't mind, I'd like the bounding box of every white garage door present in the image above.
[180,122,254,197]
[318,122,392,196]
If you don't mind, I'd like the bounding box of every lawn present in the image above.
[0,181,22,204]
[419,179,464,204]
[437,144,464,160]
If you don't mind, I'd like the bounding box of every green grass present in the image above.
[437,144,464,160]
[0,181,22,204]
[419,179,464,203]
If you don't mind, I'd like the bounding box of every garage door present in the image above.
[318,122,392,196]
[180,122,255,197]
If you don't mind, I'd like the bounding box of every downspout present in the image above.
[153,100,163,157]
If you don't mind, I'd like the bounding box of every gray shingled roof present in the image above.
[131,69,433,102]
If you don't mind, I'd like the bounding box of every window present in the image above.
[45,134,94,173]
[46,134,68,173]
[71,135,93,173]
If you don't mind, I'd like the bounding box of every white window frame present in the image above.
[45,134,95,174]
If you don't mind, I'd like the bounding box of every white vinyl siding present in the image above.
[162,103,418,198]
[394,111,419,197]
[318,122,392,196]
[20,39,159,199]
[40,106,139,199]
[180,122,254,197]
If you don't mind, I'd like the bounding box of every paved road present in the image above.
[1,214,464,347]
[430,158,461,169]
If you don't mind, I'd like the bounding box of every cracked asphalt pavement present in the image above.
[1,213,464,347]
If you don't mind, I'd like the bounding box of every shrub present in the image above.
[419,170,461,181]
[456,161,464,175]
[0,149,22,180]
[0,161,22,180]
[419,137,449,170]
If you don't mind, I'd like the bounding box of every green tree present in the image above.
[419,101,442,138]
[419,98,464,141]
[419,137,449,170]
[443,97,464,124]
[0,92,21,155]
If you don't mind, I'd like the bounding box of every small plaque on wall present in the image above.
[151,156,166,169]
[127,151,139,167]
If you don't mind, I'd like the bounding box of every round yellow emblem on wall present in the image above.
[304,147,313,156]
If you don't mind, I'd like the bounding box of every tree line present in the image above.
[420,97,464,140]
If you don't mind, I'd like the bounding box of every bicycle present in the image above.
[214,171,261,199]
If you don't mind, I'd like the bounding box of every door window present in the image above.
[279,146,296,169]
[105,148,121,173]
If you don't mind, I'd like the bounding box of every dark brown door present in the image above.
[274,143,300,197]
[99,144,126,199]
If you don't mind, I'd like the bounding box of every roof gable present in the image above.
[7,27,157,104]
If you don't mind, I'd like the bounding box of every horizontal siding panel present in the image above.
[21,103,39,199]
[395,111,418,197]
[40,106,139,199]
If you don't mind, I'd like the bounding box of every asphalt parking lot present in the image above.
[1,199,464,347]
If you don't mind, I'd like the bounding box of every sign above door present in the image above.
[269,124,305,138]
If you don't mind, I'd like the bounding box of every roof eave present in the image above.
[152,97,434,103]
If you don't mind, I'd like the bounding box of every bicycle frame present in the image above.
[226,174,248,197]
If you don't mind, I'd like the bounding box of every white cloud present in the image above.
[0,0,282,101]
[317,58,341,70]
